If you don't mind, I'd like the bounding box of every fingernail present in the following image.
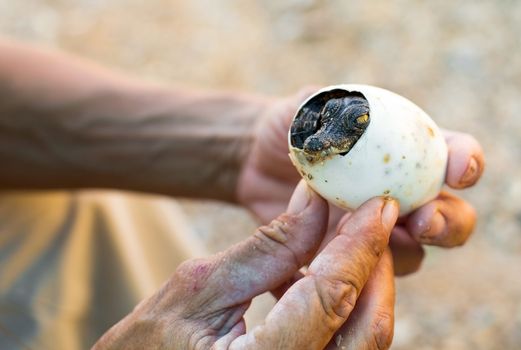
[460,156,479,186]
[287,180,312,214]
[381,198,399,231]
[419,210,446,240]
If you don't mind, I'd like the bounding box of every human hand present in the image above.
[237,88,485,275]
[93,182,399,349]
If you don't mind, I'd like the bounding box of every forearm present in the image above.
[0,38,269,201]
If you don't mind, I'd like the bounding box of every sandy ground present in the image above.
[1,1,521,349]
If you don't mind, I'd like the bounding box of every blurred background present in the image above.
[1,0,520,349]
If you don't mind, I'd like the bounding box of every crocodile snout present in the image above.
[303,135,331,153]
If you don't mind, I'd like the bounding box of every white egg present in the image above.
[288,84,448,216]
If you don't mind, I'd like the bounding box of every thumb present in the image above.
[208,180,328,307]
[228,197,399,349]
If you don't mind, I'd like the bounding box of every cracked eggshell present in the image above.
[288,84,448,216]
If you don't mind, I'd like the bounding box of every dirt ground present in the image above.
[1,1,521,349]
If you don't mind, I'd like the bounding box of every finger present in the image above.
[389,226,425,276]
[327,249,395,350]
[270,270,305,300]
[444,130,485,189]
[316,206,351,253]
[272,206,352,299]
[270,211,349,300]
[229,197,399,349]
[272,203,350,298]
[191,180,328,308]
[406,191,476,247]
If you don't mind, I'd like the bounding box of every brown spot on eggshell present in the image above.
[337,199,349,209]
[383,153,391,163]
[427,126,435,137]
[307,173,313,180]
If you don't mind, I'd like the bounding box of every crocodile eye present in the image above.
[356,114,369,124]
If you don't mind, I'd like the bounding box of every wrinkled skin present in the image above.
[94,186,400,350]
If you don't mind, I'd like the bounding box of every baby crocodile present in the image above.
[291,95,370,161]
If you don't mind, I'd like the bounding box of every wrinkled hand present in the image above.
[237,88,485,275]
[94,183,399,349]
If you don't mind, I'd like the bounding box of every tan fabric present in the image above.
[0,191,207,350]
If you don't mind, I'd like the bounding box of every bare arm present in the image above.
[0,38,270,201]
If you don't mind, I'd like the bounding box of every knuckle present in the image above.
[371,310,394,350]
[257,218,290,244]
[174,258,214,284]
[253,218,303,267]
[170,258,220,316]
[313,275,359,323]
